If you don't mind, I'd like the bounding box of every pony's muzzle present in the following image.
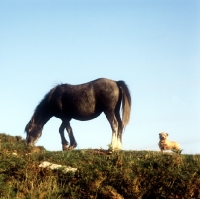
[26,135,39,146]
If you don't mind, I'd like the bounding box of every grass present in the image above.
[0,133,200,199]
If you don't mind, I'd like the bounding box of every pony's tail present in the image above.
[117,81,131,128]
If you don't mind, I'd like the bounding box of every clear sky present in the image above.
[0,0,199,154]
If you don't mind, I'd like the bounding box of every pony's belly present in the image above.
[72,111,102,121]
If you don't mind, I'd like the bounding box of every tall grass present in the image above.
[0,133,200,199]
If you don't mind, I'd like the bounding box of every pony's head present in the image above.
[25,117,42,146]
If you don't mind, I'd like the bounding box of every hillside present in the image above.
[0,133,200,199]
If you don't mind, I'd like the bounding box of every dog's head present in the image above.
[159,132,168,141]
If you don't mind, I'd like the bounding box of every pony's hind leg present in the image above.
[105,111,119,150]
[65,121,77,149]
[59,121,69,150]
[115,110,123,149]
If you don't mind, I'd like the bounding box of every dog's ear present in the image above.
[166,133,169,136]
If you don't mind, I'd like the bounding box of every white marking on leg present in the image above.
[111,120,119,150]
[111,132,117,149]
[117,137,122,150]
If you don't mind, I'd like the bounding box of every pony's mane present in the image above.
[34,86,57,116]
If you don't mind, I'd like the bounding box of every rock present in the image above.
[39,161,77,173]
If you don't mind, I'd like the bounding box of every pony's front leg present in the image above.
[66,121,77,149]
[59,121,69,150]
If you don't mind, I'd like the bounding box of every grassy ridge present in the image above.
[0,133,200,199]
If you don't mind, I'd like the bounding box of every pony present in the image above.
[25,78,131,150]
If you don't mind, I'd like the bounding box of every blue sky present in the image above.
[0,0,199,154]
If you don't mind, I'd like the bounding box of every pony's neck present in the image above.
[33,95,53,127]
[32,112,52,128]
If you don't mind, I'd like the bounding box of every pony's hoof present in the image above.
[62,145,69,151]
[68,146,74,150]
[68,145,76,150]
[68,142,77,150]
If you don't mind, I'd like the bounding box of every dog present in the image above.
[158,132,180,152]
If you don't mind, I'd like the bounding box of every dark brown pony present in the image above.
[25,78,131,150]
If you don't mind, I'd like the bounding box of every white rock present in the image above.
[62,167,77,174]
[39,161,77,173]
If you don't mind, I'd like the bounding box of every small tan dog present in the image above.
[158,132,180,151]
